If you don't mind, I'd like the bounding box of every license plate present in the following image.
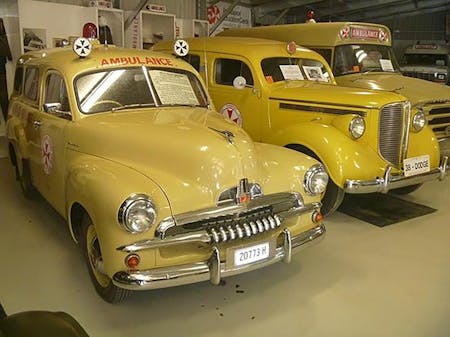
[234,242,270,267]
[403,155,430,177]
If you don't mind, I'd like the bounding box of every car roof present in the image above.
[18,42,193,78]
[156,36,325,62]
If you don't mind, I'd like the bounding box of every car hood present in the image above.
[71,107,261,215]
[267,81,403,109]
[336,73,450,106]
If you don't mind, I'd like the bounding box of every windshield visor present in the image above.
[75,67,208,114]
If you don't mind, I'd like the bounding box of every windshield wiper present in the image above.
[111,103,156,112]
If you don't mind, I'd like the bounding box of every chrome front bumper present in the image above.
[439,137,450,158]
[112,224,325,291]
[345,156,449,194]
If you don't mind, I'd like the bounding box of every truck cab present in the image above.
[401,43,450,85]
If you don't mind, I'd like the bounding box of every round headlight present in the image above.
[412,110,426,132]
[304,164,329,196]
[118,194,157,233]
[349,116,365,139]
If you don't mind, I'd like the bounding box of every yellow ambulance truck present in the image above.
[219,22,450,157]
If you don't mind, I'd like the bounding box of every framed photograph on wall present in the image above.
[23,28,46,52]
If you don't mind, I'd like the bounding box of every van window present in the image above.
[261,57,331,83]
[44,72,70,114]
[23,67,39,101]
[215,58,254,86]
[13,67,23,93]
[182,54,201,71]
[311,48,332,65]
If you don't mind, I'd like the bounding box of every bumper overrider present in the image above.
[113,192,325,290]
[345,156,449,194]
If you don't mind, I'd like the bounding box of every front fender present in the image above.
[253,142,321,205]
[65,154,171,277]
[407,126,440,167]
[266,122,387,187]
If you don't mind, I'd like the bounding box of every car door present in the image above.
[22,66,47,193]
[34,70,71,215]
[199,53,262,141]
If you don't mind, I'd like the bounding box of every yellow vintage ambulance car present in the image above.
[154,37,449,215]
[218,22,450,157]
[6,38,328,303]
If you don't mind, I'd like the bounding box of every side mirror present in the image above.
[44,102,72,120]
[44,102,61,113]
[233,76,247,90]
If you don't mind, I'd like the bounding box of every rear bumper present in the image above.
[112,224,326,291]
[344,156,448,194]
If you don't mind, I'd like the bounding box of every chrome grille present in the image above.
[427,106,450,138]
[379,103,404,167]
[208,214,281,243]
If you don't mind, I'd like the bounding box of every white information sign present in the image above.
[379,59,395,72]
[279,65,304,80]
[148,70,199,106]
[234,242,270,267]
[403,155,430,177]
[302,66,328,82]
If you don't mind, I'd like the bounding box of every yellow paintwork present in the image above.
[218,22,450,156]
[154,37,440,187]
[6,43,322,280]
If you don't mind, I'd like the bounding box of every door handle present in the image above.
[33,120,42,129]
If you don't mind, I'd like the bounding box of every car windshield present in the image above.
[260,57,331,83]
[333,44,401,76]
[75,66,208,114]
[403,53,448,66]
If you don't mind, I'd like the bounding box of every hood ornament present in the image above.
[236,178,251,204]
[209,127,235,144]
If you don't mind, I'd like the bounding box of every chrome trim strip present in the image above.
[345,155,449,194]
[279,102,367,117]
[112,224,326,291]
[116,201,322,253]
[156,192,303,237]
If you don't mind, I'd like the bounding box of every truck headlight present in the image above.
[118,194,157,233]
[349,116,365,139]
[304,164,329,195]
[412,110,426,132]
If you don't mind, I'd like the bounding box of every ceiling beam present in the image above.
[342,0,450,22]
[254,0,322,18]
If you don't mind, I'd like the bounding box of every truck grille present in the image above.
[403,71,435,82]
[379,103,405,167]
[426,106,450,139]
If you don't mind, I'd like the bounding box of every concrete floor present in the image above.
[1,146,449,337]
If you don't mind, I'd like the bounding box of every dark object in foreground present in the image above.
[0,303,89,337]
[338,193,436,227]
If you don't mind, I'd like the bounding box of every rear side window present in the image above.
[13,67,23,93]
[214,58,254,86]
[24,67,39,101]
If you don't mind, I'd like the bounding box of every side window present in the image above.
[215,58,254,86]
[182,54,201,72]
[44,72,70,115]
[13,67,23,94]
[23,67,39,101]
[312,48,332,65]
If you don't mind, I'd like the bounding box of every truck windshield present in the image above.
[403,53,448,66]
[75,67,208,114]
[261,57,331,83]
[333,44,401,76]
